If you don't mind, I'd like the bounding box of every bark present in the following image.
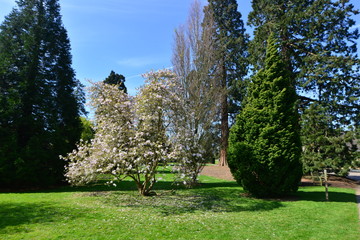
[219,64,229,166]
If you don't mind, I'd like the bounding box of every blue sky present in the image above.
[0,0,251,95]
[0,0,359,96]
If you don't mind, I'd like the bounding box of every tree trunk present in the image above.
[219,64,228,166]
[219,95,229,166]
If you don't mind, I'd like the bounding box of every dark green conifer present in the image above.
[228,34,302,197]
[0,0,84,187]
[103,70,127,93]
[301,103,358,176]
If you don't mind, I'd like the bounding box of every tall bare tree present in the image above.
[171,0,220,182]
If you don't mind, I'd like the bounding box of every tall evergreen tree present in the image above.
[204,0,249,166]
[228,34,302,197]
[103,70,127,93]
[248,0,360,174]
[0,0,84,188]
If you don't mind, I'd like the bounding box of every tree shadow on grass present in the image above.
[0,202,85,233]
[193,181,240,189]
[0,179,193,194]
[295,188,357,203]
[0,180,138,194]
[194,182,357,204]
[95,184,284,216]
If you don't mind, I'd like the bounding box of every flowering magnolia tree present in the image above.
[168,92,214,187]
[62,69,212,194]
[169,124,207,187]
[62,70,177,196]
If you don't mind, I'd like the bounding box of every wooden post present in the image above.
[324,169,329,201]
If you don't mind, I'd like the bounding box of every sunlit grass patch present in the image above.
[0,176,358,240]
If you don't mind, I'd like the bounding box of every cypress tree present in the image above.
[228,34,302,197]
[0,0,84,188]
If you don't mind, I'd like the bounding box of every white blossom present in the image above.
[61,70,178,196]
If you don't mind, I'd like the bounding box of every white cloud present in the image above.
[126,73,142,80]
[117,57,160,68]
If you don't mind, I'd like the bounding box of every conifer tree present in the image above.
[0,0,84,187]
[301,103,358,176]
[228,34,302,197]
[248,0,360,174]
[104,70,127,93]
[204,0,248,166]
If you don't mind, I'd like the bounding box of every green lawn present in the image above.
[0,175,359,240]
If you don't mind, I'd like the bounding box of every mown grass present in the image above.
[0,173,359,240]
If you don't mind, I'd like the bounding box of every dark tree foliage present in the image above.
[228,34,302,197]
[204,0,249,166]
[301,103,359,176]
[103,70,127,93]
[0,0,85,188]
[248,0,360,175]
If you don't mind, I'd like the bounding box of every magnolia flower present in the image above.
[63,69,208,193]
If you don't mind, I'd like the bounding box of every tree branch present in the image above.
[297,94,360,110]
